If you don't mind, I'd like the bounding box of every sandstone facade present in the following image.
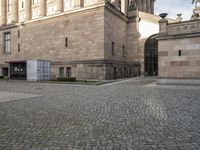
[157,19,200,85]
[0,0,157,80]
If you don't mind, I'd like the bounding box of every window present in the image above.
[4,32,11,53]
[122,45,125,57]
[32,0,40,5]
[64,0,74,10]
[84,0,97,6]
[47,4,56,15]
[178,50,182,56]
[111,42,115,55]
[66,67,71,77]
[59,67,64,77]
[32,9,39,19]
[21,1,24,9]
[18,44,20,52]
[65,37,68,47]
[18,30,20,38]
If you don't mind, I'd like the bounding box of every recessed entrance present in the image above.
[144,34,158,76]
[10,62,27,80]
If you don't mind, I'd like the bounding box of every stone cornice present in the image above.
[157,32,200,40]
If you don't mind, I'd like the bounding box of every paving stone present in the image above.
[0,78,200,149]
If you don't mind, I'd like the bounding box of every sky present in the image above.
[154,0,195,20]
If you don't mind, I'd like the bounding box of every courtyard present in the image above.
[0,78,200,150]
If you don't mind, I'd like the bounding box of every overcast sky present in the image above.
[154,0,195,20]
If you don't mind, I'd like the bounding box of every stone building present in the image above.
[0,0,158,80]
[157,13,200,85]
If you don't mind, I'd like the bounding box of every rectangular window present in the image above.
[22,1,24,9]
[59,67,64,77]
[18,30,20,38]
[178,50,182,56]
[65,37,68,47]
[4,32,11,53]
[64,0,74,10]
[18,44,20,52]
[66,67,71,78]
[112,42,115,55]
[123,45,125,57]
[32,0,40,5]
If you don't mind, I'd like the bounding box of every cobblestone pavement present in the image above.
[0,78,200,150]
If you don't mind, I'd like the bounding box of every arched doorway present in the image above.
[144,34,158,76]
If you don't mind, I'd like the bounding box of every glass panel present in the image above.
[144,35,158,76]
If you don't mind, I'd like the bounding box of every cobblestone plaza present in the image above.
[0,78,200,150]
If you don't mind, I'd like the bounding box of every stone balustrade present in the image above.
[159,18,200,37]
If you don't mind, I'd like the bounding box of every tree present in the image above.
[192,0,200,7]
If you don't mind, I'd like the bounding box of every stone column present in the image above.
[115,0,120,10]
[0,0,7,26]
[56,0,63,12]
[40,0,46,17]
[137,0,142,11]
[146,0,151,13]
[121,0,128,15]
[142,0,146,12]
[25,0,32,21]
[74,0,81,8]
[151,0,154,14]
[12,0,19,23]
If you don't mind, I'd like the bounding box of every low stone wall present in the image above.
[158,19,200,85]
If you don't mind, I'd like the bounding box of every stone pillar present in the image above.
[151,0,154,14]
[74,0,82,8]
[115,0,120,10]
[25,0,32,21]
[159,14,168,35]
[142,0,146,12]
[56,0,63,12]
[121,0,128,15]
[137,0,142,11]
[12,0,19,23]
[40,0,46,17]
[0,0,7,26]
[147,0,151,13]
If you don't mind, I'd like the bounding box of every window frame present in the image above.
[3,32,11,54]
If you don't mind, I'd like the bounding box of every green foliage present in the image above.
[57,77,76,82]
[0,76,4,79]
[192,0,200,5]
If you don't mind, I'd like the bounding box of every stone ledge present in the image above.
[157,79,200,86]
